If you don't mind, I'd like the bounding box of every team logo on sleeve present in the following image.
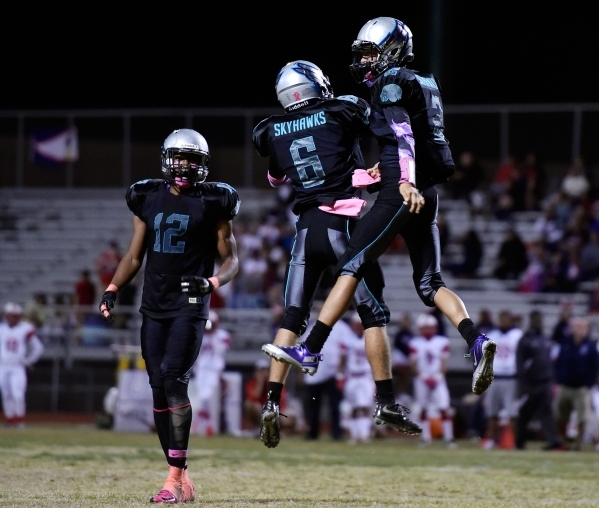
[380,84,402,103]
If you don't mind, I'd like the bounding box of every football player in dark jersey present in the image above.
[253,60,421,448]
[98,128,239,503]
[268,18,497,403]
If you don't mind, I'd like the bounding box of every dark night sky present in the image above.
[5,3,597,111]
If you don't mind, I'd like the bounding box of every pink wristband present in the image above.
[208,277,220,290]
[106,284,119,293]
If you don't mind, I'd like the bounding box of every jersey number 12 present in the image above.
[153,213,190,253]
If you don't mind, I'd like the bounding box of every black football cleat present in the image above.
[373,396,422,435]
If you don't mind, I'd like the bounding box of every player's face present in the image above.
[360,48,378,63]
[172,153,203,189]
[4,312,21,327]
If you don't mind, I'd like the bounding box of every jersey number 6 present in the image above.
[290,136,325,188]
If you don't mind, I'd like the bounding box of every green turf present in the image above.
[0,425,598,507]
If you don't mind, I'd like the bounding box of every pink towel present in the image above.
[318,198,366,217]
[352,169,381,188]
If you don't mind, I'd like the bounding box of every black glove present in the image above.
[99,291,117,322]
[181,275,214,296]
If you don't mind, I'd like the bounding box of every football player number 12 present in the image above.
[290,136,325,188]
[153,213,190,253]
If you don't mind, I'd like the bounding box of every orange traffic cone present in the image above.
[498,424,515,449]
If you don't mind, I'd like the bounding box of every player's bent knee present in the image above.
[415,273,446,307]
[356,304,390,329]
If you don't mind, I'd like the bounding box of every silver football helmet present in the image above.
[161,129,209,187]
[349,17,414,84]
[275,60,334,112]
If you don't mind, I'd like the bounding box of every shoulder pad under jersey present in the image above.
[201,182,241,221]
[126,179,165,216]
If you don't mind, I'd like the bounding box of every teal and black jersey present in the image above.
[126,179,240,319]
[368,66,455,189]
[252,96,371,215]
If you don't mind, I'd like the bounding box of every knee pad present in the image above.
[279,306,308,336]
[415,272,446,307]
[164,378,190,409]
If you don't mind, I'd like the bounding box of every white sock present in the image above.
[349,419,360,440]
[358,416,372,440]
[442,419,454,442]
[421,419,432,442]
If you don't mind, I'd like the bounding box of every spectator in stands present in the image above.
[22,293,49,329]
[515,310,563,450]
[95,240,122,287]
[553,316,599,450]
[589,279,599,315]
[447,150,484,202]
[447,229,483,279]
[491,154,517,220]
[580,230,599,281]
[517,241,546,293]
[493,229,528,280]
[0,303,45,427]
[482,310,523,449]
[533,204,564,252]
[74,269,96,306]
[521,152,546,210]
[561,157,590,201]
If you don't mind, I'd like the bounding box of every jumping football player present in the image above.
[253,60,421,448]
[267,18,497,398]
[99,128,239,503]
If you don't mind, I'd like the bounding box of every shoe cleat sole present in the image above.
[472,340,497,395]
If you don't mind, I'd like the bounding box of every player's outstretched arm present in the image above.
[100,216,147,322]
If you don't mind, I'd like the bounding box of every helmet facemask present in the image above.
[161,149,209,188]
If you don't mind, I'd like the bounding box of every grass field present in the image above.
[0,425,598,507]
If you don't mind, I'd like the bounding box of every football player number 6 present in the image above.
[290,136,325,188]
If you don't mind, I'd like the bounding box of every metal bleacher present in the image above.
[0,188,591,373]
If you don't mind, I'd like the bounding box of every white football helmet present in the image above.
[275,60,333,112]
[161,129,210,187]
[350,17,414,84]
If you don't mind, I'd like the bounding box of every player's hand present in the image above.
[99,291,117,323]
[366,162,380,178]
[399,183,425,213]
[181,275,214,296]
